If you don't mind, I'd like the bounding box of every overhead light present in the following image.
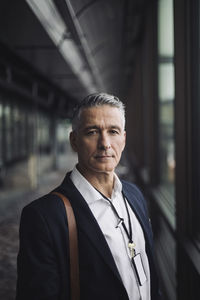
[60,38,97,91]
[64,0,105,91]
[26,0,97,93]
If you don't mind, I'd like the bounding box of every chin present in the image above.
[93,164,116,173]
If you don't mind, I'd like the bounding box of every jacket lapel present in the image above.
[122,182,153,250]
[57,172,123,284]
[122,181,155,276]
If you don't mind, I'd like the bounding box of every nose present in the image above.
[98,132,111,150]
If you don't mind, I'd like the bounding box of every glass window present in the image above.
[9,104,28,159]
[193,0,200,235]
[19,110,27,156]
[158,0,175,201]
[198,1,200,232]
[4,104,12,162]
[27,111,36,154]
[13,105,20,158]
[37,114,50,153]
[0,103,3,165]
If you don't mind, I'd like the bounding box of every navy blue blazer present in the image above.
[16,172,160,300]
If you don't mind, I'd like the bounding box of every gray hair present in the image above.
[71,92,126,131]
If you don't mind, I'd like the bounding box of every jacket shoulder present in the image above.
[21,191,67,228]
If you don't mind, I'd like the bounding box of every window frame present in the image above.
[174,0,200,285]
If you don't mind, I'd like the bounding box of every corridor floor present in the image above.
[0,168,68,300]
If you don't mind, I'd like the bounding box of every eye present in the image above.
[109,129,119,135]
[86,130,98,136]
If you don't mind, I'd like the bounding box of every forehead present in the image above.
[79,105,123,127]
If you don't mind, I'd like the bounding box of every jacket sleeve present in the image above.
[16,205,61,300]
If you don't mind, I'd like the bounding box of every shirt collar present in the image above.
[112,173,122,199]
[70,165,122,205]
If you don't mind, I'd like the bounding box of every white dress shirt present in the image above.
[70,166,151,300]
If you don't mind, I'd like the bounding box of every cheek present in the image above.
[78,139,96,155]
[114,141,125,154]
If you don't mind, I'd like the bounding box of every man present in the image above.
[16,93,160,300]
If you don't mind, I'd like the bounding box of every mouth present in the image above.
[95,155,113,159]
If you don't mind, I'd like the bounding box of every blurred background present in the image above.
[0,0,199,299]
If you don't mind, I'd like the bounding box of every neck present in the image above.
[77,164,114,198]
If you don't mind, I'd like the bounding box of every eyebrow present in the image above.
[83,125,122,132]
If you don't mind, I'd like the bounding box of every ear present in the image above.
[122,131,126,151]
[70,131,78,152]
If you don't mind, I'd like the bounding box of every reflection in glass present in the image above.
[158,0,174,56]
[158,63,175,195]
[158,0,175,199]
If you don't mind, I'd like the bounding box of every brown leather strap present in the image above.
[52,192,80,300]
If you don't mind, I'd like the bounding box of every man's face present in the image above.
[70,105,126,176]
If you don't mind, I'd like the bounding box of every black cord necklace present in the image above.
[95,188,136,258]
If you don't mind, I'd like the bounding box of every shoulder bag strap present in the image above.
[52,191,80,300]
